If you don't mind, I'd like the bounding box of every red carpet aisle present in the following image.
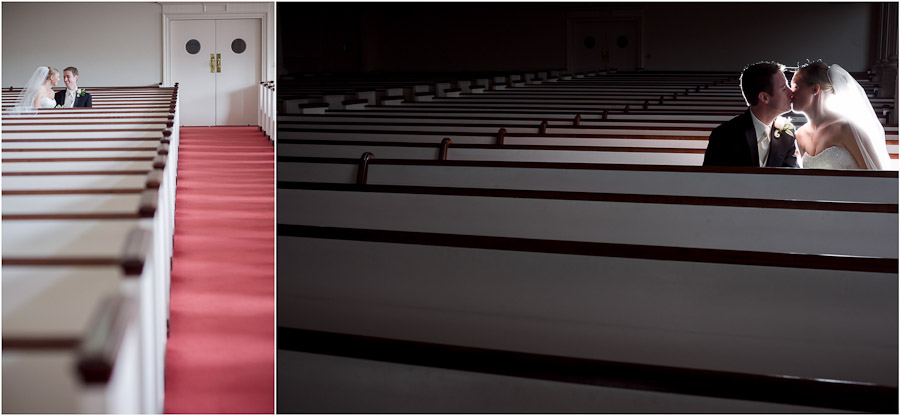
[164,127,274,413]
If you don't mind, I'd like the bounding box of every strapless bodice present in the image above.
[802,146,860,170]
[39,96,56,108]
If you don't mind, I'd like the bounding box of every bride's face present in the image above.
[790,72,815,113]
[49,74,60,87]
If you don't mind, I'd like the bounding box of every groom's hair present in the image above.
[63,67,79,77]
[740,62,785,106]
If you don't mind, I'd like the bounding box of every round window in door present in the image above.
[231,38,247,54]
[185,39,201,55]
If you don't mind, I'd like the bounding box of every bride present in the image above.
[789,61,893,170]
[11,66,60,113]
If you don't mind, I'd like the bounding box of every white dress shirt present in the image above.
[64,89,76,108]
[749,111,771,167]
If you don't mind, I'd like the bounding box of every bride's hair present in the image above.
[44,67,59,82]
[796,60,834,94]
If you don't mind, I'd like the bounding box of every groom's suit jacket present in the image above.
[703,110,798,167]
[54,90,93,108]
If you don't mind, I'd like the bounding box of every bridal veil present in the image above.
[10,66,49,115]
[826,64,894,170]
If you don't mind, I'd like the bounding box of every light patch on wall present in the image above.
[204,4,228,13]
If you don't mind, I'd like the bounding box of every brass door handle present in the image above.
[216,53,221,73]
[210,54,215,73]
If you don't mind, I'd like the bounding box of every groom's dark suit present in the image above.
[703,110,798,167]
[54,89,92,108]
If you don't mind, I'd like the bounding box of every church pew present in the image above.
[2,127,178,229]
[2,175,170,406]
[278,124,899,157]
[277,157,899,204]
[278,330,893,413]
[279,184,896,258]
[280,114,899,149]
[283,111,898,132]
[260,81,275,140]
[277,185,897,409]
[0,91,179,413]
[2,157,173,304]
[3,278,141,413]
[279,140,705,165]
[277,70,898,411]
[2,170,161,194]
[3,224,160,413]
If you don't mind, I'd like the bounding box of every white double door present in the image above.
[171,19,260,126]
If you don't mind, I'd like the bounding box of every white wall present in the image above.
[2,2,276,88]
[643,3,873,72]
[2,2,164,87]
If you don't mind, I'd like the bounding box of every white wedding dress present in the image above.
[802,146,860,169]
[39,96,56,108]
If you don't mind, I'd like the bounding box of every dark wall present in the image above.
[278,2,881,75]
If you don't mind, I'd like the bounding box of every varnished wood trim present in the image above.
[120,228,150,276]
[278,139,705,153]
[3,170,150,176]
[3,157,154,163]
[3,337,81,349]
[1,128,162,133]
[277,224,896,273]
[1,147,157,152]
[0,115,165,121]
[77,295,135,384]
[2,121,169,126]
[277,327,897,413]
[2,138,164,143]
[356,153,374,185]
[277,156,898,178]
[2,189,143,195]
[3,213,141,220]
[278,181,897,213]
[152,155,167,169]
[438,138,452,161]
[146,170,163,188]
[138,189,158,218]
[2,258,120,267]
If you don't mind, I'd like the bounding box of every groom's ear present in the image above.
[758,91,769,104]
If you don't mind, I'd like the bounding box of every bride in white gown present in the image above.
[789,61,893,170]
[11,66,60,113]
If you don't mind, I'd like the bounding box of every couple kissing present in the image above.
[703,61,891,170]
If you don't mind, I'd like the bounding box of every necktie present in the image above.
[759,129,770,167]
[65,90,75,108]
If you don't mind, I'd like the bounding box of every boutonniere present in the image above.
[77,89,86,97]
[773,116,795,138]
[55,104,63,108]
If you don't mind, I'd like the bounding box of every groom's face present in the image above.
[63,71,78,90]
[768,72,792,114]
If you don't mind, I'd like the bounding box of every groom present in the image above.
[703,62,798,167]
[54,66,92,108]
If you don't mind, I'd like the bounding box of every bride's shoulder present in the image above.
[818,119,856,145]
[822,119,853,135]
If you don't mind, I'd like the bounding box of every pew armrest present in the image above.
[77,295,136,384]
[119,228,151,276]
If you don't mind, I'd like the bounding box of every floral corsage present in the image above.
[773,116,795,138]
[55,105,63,108]
[77,89,86,97]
